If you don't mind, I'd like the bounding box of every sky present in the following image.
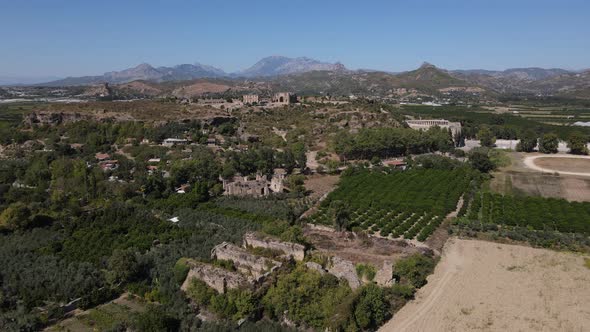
[1,0,589,79]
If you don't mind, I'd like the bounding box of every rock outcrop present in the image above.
[243,232,305,261]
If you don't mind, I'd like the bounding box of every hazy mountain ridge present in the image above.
[17,58,590,100]
[235,56,346,77]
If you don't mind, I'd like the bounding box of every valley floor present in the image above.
[380,238,590,332]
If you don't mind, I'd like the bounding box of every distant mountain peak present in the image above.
[236,56,347,77]
[419,62,436,69]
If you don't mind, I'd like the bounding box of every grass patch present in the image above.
[585,258,590,269]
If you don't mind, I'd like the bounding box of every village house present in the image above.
[162,138,189,147]
[98,159,118,171]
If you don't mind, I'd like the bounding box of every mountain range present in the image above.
[39,56,347,86]
[3,56,588,99]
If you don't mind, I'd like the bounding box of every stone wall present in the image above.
[211,242,281,280]
[374,260,394,286]
[181,261,249,294]
[243,232,305,261]
[327,256,362,289]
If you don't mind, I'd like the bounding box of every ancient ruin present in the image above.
[221,168,285,197]
[211,242,282,280]
[405,119,462,138]
[242,94,259,104]
[243,232,305,261]
[272,92,294,105]
[181,260,249,294]
[327,256,362,289]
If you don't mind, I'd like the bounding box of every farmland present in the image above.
[308,169,478,241]
[466,192,590,235]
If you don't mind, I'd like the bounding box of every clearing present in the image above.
[380,238,590,332]
[523,154,590,177]
[491,152,590,202]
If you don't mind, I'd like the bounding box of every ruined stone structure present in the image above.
[374,260,394,286]
[243,232,305,261]
[222,168,286,197]
[242,94,259,104]
[406,119,462,138]
[269,168,286,193]
[272,92,294,105]
[221,174,269,197]
[181,261,249,294]
[24,112,91,126]
[327,256,362,289]
[211,242,281,280]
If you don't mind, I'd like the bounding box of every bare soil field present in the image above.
[534,156,590,173]
[490,152,590,202]
[380,238,590,332]
[304,226,430,267]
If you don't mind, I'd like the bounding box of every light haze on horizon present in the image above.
[1,0,589,79]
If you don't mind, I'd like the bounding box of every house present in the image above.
[99,160,119,171]
[95,152,111,161]
[162,138,189,147]
[147,158,161,163]
[175,183,191,194]
[384,160,407,170]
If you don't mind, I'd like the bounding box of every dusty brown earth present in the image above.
[304,226,430,267]
[172,82,231,98]
[380,238,590,332]
[491,152,590,202]
[534,156,590,173]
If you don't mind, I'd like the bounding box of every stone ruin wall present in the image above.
[243,232,305,261]
[181,261,249,294]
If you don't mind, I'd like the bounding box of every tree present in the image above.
[539,133,559,154]
[567,131,588,155]
[468,149,495,173]
[0,202,31,231]
[516,130,538,152]
[353,284,388,330]
[107,249,139,285]
[477,126,496,147]
[330,200,350,231]
[393,254,435,288]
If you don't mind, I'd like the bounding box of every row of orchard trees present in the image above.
[477,126,589,155]
[467,192,590,235]
[321,168,476,217]
[333,127,456,160]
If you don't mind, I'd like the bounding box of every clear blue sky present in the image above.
[1,0,589,77]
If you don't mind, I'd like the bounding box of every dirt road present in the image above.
[380,238,590,332]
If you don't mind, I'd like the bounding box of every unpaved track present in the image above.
[380,238,590,332]
[523,154,590,177]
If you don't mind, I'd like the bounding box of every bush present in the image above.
[393,254,436,288]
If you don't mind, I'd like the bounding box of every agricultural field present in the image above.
[308,169,477,241]
[465,192,590,235]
